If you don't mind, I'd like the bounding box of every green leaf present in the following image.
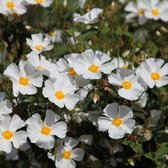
[155,142,168,160]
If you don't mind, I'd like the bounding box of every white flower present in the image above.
[43,74,80,110]
[0,96,12,120]
[108,69,146,100]
[133,29,148,43]
[79,135,93,145]
[136,92,148,108]
[149,110,161,127]
[67,31,81,45]
[26,110,67,150]
[74,49,116,80]
[111,57,129,69]
[5,142,30,161]
[0,0,27,16]
[0,115,27,153]
[25,0,53,7]
[78,0,86,8]
[26,52,54,76]
[98,103,135,139]
[48,29,63,43]
[57,53,90,87]
[26,34,53,54]
[76,84,93,101]
[119,0,126,4]
[0,92,6,100]
[73,8,103,24]
[125,0,147,25]
[4,60,43,97]
[72,111,88,124]
[55,137,84,168]
[136,58,168,88]
[141,0,168,22]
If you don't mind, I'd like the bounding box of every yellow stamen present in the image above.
[121,64,128,69]
[36,65,45,70]
[49,31,56,37]
[19,77,29,86]
[112,118,122,127]
[35,0,43,4]
[62,150,71,160]
[121,80,132,90]
[55,91,65,100]
[152,9,159,16]
[151,72,160,81]
[35,45,43,52]
[6,2,15,9]
[88,64,99,73]
[68,68,76,77]
[41,126,51,136]
[2,130,13,140]
[137,9,144,15]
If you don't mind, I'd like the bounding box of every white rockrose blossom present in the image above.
[53,137,85,168]
[0,92,6,100]
[140,0,168,22]
[125,0,147,25]
[108,69,146,100]
[0,115,27,153]
[133,29,148,43]
[5,142,31,161]
[26,110,67,150]
[4,60,43,97]
[67,31,81,45]
[77,84,93,101]
[78,0,86,8]
[111,57,129,69]
[43,74,80,110]
[74,49,116,80]
[79,135,93,145]
[136,58,168,88]
[0,0,27,16]
[73,8,103,24]
[119,0,126,4]
[136,92,148,108]
[149,110,161,127]
[48,29,63,43]
[98,103,135,139]
[57,53,90,87]
[0,95,12,120]
[25,0,53,7]
[26,52,55,76]
[26,33,53,54]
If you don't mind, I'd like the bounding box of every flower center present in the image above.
[41,126,51,136]
[36,65,45,70]
[121,64,128,68]
[49,31,56,37]
[55,91,65,99]
[68,68,76,77]
[137,9,144,15]
[19,77,29,86]
[62,150,71,160]
[151,72,160,81]
[35,45,43,51]
[88,64,99,73]
[35,0,43,4]
[112,118,122,127]
[121,80,132,90]
[2,130,13,140]
[152,9,159,16]
[6,1,15,9]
